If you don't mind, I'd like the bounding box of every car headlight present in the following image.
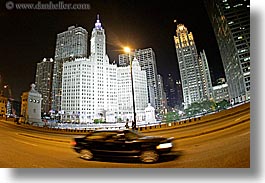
[156,142,173,149]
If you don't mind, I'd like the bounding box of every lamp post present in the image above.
[124,47,137,130]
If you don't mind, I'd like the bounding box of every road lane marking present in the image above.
[234,113,249,122]
[16,133,70,143]
[13,138,38,147]
[237,131,250,137]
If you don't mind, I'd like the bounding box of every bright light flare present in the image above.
[124,47,131,53]
[156,142,173,149]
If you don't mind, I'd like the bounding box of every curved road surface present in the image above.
[0,103,250,168]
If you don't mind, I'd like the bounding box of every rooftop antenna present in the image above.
[95,14,102,29]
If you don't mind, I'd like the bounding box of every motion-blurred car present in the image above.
[71,129,176,163]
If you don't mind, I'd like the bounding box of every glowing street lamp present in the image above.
[124,47,131,53]
[124,47,137,130]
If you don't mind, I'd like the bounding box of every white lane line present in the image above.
[13,138,38,147]
[237,131,250,137]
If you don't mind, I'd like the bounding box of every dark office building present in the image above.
[204,0,250,104]
[165,74,178,109]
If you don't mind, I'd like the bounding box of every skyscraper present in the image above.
[157,74,167,112]
[52,25,88,112]
[204,0,250,103]
[119,48,160,110]
[175,80,183,109]
[35,58,54,114]
[89,15,118,119]
[61,16,118,123]
[199,50,214,100]
[174,24,213,109]
[165,74,178,109]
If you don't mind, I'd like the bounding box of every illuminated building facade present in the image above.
[174,24,213,109]
[61,16,118,123]
[213,83,229,103]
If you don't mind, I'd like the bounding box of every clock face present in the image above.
[99,38,102,42]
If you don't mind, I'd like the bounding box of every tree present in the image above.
[164,111,179,122]
[184,100,217,117]
[216,99,230,110]
[94,118,104,123]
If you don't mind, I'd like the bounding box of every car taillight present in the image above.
[71,141,77,146]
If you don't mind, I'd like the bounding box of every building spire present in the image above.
[95,14,102,30]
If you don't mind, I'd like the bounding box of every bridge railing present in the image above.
[1,102,250,134]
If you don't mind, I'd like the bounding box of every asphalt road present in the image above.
[0,103,250,168]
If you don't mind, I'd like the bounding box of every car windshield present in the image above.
[85,130,145,140]
[124,130,145,140]
[85,131,117,140]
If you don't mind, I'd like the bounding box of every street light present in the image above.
[124,47,137,130]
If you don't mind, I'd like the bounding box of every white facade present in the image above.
[27,84,42,124]
[61,15,150,123]
[117,58,149,122]
[61,16,118,123]
[89,15,118,120]
[119,48,160,110]
[61,58,93,122]
[145,103,156,123]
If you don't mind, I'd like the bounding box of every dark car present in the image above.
[71,129,176,163]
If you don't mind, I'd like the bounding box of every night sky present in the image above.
[0,0,224,101]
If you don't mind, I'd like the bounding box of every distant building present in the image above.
[52,25,88,112]
[20,84,42,124]
[213,83,229,103]
[157,74,168,112]
[204,0,250,103]
[6,99,21,117]
[165,74,178,109]
[199,50,214,100]
[174,24,213,108]
[9,100,21,117]
[35,58,54,114]
[216,78,226,85]
[117,58,149,122]
[0,96,7,117]
[119,48,160,110]
[175,80,183,109]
